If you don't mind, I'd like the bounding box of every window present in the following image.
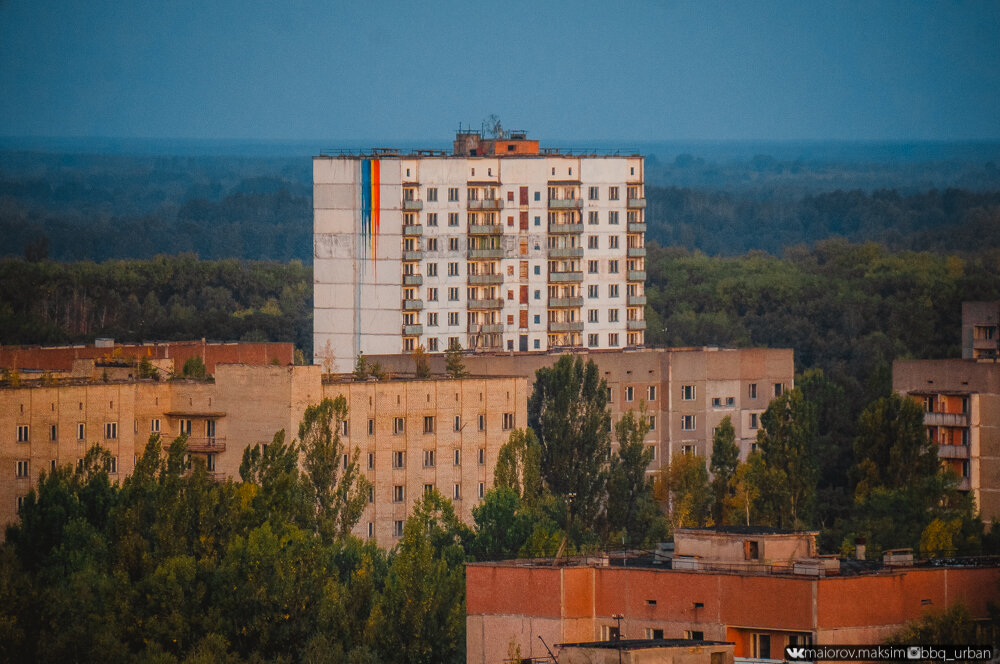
[424,483,434,495]
[368,486,374,503]
[479,482,485,499]
[393,417,405,435]
[534,339,540,349]
[15,460,29,478]
[448,312,459,325]
[534,290,541,300]
[712,397,721,407]
[502,413,515,430]
[588,309,599,323]
[608,333,619,347]
[588,284,598,298]
[609,284,619,298]
[646,628,664,640]
[448,262,459,277]
[647,386,656,401]
[608,308,619,322]
[681,385,696,400]
[16,425,28,443]
[368,452,375,469]
[609,236,619,249]
[588,235,598,249]
[748,383,757,399]
[649,415,656,431]
[625,386,634,402]
[588,210,599,225]
[609,186,620,200]
[478,414,485,431]
[608,259,619,274]
[535,215,541,226]
[448,287,459,302]
[392,450,405,469]
[368,418,375,436]
[588,333,599,347]
[608,211,619,225]
[453,449,462,467]
[726,397,735,406]
[106,422,118,439]
[588,186,599,200]
[423,416,435,434]
[682,415,696,430]
[453,484,462,500]
[151,418,161,432]
[534,191,541,201]
[394,520,404,537]
[453,415,461,432]
[587,260,599,274]
[448,187,459,202]
[77,423,85,441]
[534,264,541,275]
[49,424,57,442]
[478,448,485,465]
[774,382,785,397]
[686,630,705,641]
[423,450,435,467]
[428,338,438,351]
[427,263,438,278]
[752,634,770,660]
[393,485,404,502]
[367,522,374,538]
[341,420,349,437]
[448,237,459,251]
[749,413,759,429]
[427,187,438,202]
[681,444,695,455]
[427,312,438,327]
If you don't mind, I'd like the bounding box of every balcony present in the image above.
[403,324,423,336]
[549,223,584,234]
[627,270,646,281]
[549,321,584,332]
[186,437,227,453]
[628,222,646,233]
[627,319,647,331]
[468,248,504,259]
[403,250,423,261]
[468,298,503,310]
[627,198,647,209]
[549,296,584,308]
[468,274,504,286]
[937,444,970,459]
[403,299,423,311]
[549,271,583,283]
[468,199,504,211]
[468,323,504,334]
[403,200,424,211]
[924,412,968,427]
[403,274,423,286]
[403,224,423,236]
[627,295,646,306]
[627,247,646,258]
[548,199,583,209]
[469,224,503,235]
[548,247,584,259]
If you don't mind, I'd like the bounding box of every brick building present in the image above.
[0,364,527,545]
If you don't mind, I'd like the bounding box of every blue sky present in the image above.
[1,0,998,142]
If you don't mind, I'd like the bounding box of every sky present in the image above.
[1,0,999,142]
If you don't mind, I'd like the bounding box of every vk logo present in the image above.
[786,647,807,660]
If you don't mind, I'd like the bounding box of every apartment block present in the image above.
[893,358,1000,522]
[0,365,527,545]
[365,347,794,473]
[313,130,646,372]
[963,301,1000,360]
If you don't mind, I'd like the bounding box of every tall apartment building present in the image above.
[962,301,1000,360]
[364,347,795,473]
[893,358,1000,522]
[314,130,646,372]
[0,365,527,545]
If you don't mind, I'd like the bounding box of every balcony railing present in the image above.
[403,200,424,211]
[468,323,504,334]
[403,224,423,236]
[549,223,584,234]
[403,324,423,336]
[468,248,504,259]
[186,437,227,453]
[403,250,423,261]
[548,247,584,259]
[469,224,503,235]
[468,298,504,310]
[403,299,424,311]
[548,199,583,209]
[549,271,583,283]
[468,199,504,211]
[468,274,504,285]
[627,247,646,258]
[403,274,423,286]
[937,444,969,459]
[627,198,647,208]
[924,412,968,427]
[548,296,584,308]
[627,320,647,331]
[627,270,646,281]
[549,321,584,332]
[627,295,646,306]
[628,222,646,233]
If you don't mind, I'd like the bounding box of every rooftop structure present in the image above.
[313,130,646,372]
[963,301,1000,360]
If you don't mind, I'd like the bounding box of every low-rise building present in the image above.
[367,347,794,473]
[962,301,1000,360]
[556,639,734,664]
[893,358,1000,522]
[0,364,527,545]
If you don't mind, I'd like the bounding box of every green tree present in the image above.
[709,415,739,525]
[756,388,818,528]
[656,452,712,530]
[494,428,543,507]
[353,352,369,380]
[887,602,989,658]
[412,345,431,379]
[726,453,765,526]
[607,407,657,545]
[528,355,611,533]
[445,340,468,378]
[181,356,207,379]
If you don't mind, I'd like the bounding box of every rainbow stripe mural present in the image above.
[359,159,381,277]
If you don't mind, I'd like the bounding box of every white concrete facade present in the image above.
[314,135,645,372]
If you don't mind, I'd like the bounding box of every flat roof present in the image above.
[557,639,733,651]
